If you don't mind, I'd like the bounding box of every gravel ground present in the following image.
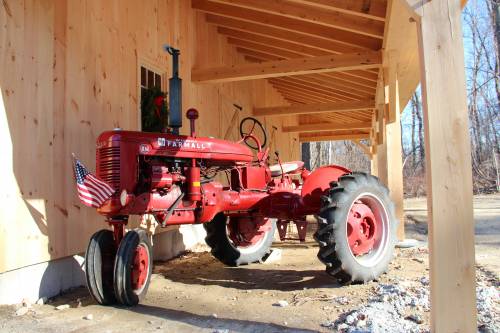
[322,249,499,332]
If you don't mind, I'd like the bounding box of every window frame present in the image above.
[137,58,167,131]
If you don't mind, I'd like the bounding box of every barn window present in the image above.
[140,65,167,132]
[140,66,162,93]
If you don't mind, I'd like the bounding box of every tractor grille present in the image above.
[97,147,120,194]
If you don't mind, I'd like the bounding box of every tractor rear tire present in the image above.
[113,229,153,306]
[204,213,276,266]
[314,172,398,284]
[85,229,117,305]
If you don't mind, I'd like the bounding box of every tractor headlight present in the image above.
[120,189,128,207]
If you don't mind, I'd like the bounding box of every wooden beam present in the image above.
[384,52,405,241]
[254,100,375,116]
[208,0,385,38]
[370,153,378,174]
[271,85,342,103]
[218,27,331,57]
[289,0,387,21]
[269,77,361,101]
[270,76,373,100]
[192,0,382,50]
[306,74,377,94]
[416,1,476,331]
[235,47,282,61]
[352,139,373,157]
[374,74,388,186]
[283,121,372,133]
[386,52,400,123]
[300,133,370,142]
[225,38,378,93]
[206,14,363,54]
[192,51,382,83]
[229,38,304,59]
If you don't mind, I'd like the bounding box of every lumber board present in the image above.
[299,133,370,142]
[192,0,382,50]
[192,51,382,83]
[283,121,372,133]
[384,52,405,240]
[254,100,375,116]
[416,0,476,331]
[209,0,385,38]
[289,0,387,21]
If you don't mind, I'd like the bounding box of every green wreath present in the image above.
[141,87,169,132]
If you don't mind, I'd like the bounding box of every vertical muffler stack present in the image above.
[163,45,182,134]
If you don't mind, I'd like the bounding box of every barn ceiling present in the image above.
[192,0,389,142]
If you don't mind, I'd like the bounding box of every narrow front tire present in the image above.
[113,229,153,306]
[85,229,117,305]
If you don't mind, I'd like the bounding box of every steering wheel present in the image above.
[239,117,267,150]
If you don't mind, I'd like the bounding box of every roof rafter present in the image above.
[283,121,372,133]
[208,0,384,38]
[273,75,374,99]
[269,77,366,100]
[192,0,381,50]
[300,133,370,142]
[289,0,387,21]
[192,51,382,83]
[232,44,379,83]
[254,100,375,116]
[271,84,344,103]
[206,14,362,54]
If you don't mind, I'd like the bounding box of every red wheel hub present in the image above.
[347,202,379,256]
[131,245,149,290]
[228,217,271,248]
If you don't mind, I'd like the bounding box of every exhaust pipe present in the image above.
[163,45,182,135]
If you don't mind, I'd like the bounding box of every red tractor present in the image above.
[83,47,397,306]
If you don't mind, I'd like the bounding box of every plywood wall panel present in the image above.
[0,0,297,272]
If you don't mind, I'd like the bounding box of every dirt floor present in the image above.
[0,195,499,333]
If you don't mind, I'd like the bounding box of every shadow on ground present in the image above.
[128,304,319,332]
[154,245,341,292]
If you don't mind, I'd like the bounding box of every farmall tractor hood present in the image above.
[97,130,254,164]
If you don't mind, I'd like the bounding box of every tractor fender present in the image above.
[300,165,351,211]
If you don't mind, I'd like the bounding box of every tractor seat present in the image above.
[269,161,304,177]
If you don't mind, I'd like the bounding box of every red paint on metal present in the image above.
[186,108,199,137]
[186,165,201,201]
[347,203,378,256]
[151,165,174,189]
[131,245,149,290]
[227,217,271,247]
[109,221,125,248]
[300,165,350,211]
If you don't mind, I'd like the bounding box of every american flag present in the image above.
[73,155,115,208]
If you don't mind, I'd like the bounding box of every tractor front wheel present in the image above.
[204,214,276,266]
[113,229,153,306]
[314,172,398,284]
[85,229,117,305]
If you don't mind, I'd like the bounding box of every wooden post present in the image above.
[370,154,378,175]
[385,53,405,240]
[375,104,388,186]
[415,1,477,331]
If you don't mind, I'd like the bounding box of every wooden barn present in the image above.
[0,0,475,330]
